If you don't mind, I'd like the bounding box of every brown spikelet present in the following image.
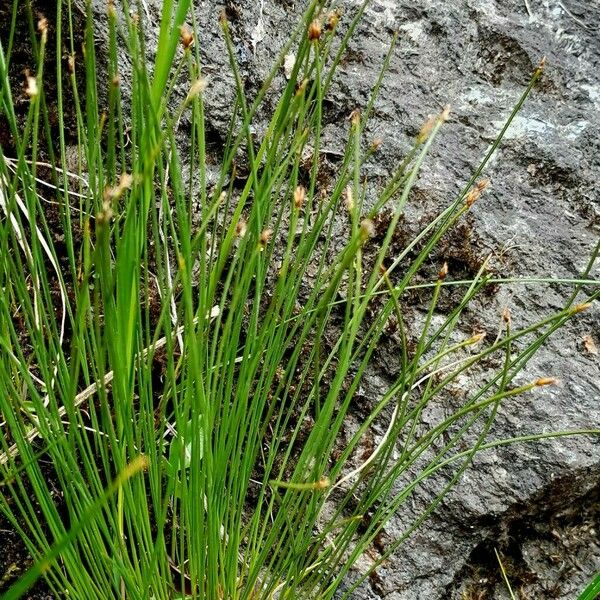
[370,138,383,152]
[468,332,486,344]
[536,56,547,75]
[187,78,208,102]
[360,219,375,241]
[293,185,306,209]
[259,228,273,250]
[465,179,490,208]
[571,302,592,314]
[37,15,48,38]
[438,262,449,280]
[102,172,133,207]
[295,78,308,96]
[96,203,113,226]
[235,219,247,239]
[417,115,436,143]
[180,25,194,50]
[118,172,133,191]
[535,377,559,387]
[344,186,354,213]
[326,9,342,31]
[308,19,322,41]
[314,477,330,490]
[25,73,38,98]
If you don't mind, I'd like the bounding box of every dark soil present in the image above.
[0,1,83,153]
[0,453,66,599]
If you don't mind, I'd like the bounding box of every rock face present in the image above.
[27,0,600,597]
[175,2,599,597]
[303,3,598,598]
[187,2,600,598]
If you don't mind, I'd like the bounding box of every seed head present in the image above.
[468,332,486,345]
[536,56,547,76]
[314,477,330,490]
[97,196,114,225]
[103,172,132,206]
[25,73,38,99]
[571,302,592,314]
[295,78,308,96]
[293,185,306,209]
[308,19,322,42]
[187,78,208,102]
[438,262,448,280]
[535,377,559,387]
[326,9,342,31]
[465,179,490,208]
[38,15,48,41]
[235,219,247,239]
[360,219,375,242]
[259,228,273,250]
[118,172,133,191]
[275,366,285,381]
[349,108,361,128]
[344,186,354,213]
[99,204,113,222]
[416,115,436,143]
[180,25,194,50]
[417,106,451,143]
[370,138,383,152]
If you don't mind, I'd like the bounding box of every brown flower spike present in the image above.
[294,185,306,209]
[180,25,194,50]
[326,9,342,31]
[466,179,490,208]
[308,19,322,42]
[235,219,247,239]
[259,228,273,250]
[438,262,449,280]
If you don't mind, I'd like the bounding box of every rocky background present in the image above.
[183,2,600,597]
[3,0,599,598]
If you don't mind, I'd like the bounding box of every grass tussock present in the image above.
[0,1,598,599]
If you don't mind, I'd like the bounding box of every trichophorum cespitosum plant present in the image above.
[0,1,598,599]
